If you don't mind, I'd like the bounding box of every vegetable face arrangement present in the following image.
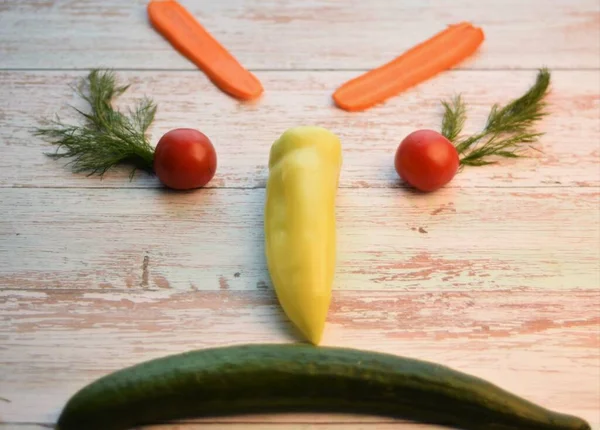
[35,5,581,430]
[56,344,591,430]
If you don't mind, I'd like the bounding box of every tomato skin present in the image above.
[394,129,459,192]
[153,128,217,190]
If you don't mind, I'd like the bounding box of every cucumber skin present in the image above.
[56,343,591,430]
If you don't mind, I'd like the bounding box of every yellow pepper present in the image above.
[264,126,342,345]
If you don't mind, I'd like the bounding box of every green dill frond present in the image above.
[34,69,156,178]
[442,68,551,166]
[441,95,467,142]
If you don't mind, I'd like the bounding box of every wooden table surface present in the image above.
[1,1,599,429]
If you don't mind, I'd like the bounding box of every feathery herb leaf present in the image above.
[441,95,467,142]
[34,69,157,178]
[441,68,551,166]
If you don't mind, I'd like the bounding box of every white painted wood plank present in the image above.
[0,289,598,427]
[1,0,598,70]
[0,187,598,292]
[1,70,599,189]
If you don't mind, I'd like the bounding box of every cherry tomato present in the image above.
[394,129,459,192]
[153,128,217,190]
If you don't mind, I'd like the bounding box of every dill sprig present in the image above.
[441,95,467,142]
[34,69,157,178]
[441,68,551,166]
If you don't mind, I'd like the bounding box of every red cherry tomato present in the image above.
[153,128,217,190]
[394,129,459,192]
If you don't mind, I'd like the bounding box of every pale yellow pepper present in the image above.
[264,126,342,345]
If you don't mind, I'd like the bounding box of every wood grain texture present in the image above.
[1,187,598,292]
[1,289,598,427]
[1,0,599,70]
[1,70,599,189]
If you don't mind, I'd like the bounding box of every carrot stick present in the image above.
[147,0,264,101]
[332,22,485,112]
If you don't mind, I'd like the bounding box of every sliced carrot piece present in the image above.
[333,22,485,112]
[147,0,264,101]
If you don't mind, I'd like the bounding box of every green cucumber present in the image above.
[57,343,591,430]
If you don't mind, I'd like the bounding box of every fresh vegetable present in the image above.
[395,129,459,192]
[34,69,217,190]
[153,128,217,190]
[56,343,591,430]
[395,68,551,192]
[332,22,485,112]
[147,0,264,101]
[265,126,342,345]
